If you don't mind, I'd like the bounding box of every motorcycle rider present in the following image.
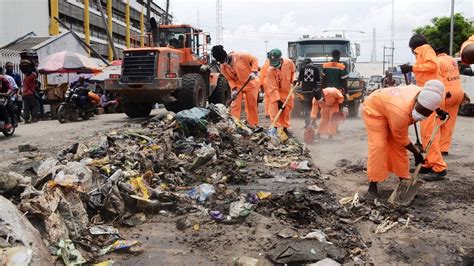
[0,74,15,130]
[72,77,91,115]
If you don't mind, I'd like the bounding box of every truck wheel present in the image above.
[348,101,360,118]
[209,75,231,105]
[124,102,153,118]
[166,73,207,112]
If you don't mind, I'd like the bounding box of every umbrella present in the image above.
[37,51,102,74]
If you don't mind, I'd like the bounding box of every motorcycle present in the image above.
[0,95,15,137]
[57,86,95,123]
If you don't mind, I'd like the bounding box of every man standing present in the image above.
[211,45,259,127]
[382,71,397,88]
[0,74,15,129]
[22,70,39,123]
[322,50,348,93]
[297,57,321,128]
[5,62,22,122]
[435,47,464,156]
[266,48,296,135]
[401,34,446,181]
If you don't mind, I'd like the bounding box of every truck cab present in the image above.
[288,36,365,117]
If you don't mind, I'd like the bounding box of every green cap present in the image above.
[267,49,282,67]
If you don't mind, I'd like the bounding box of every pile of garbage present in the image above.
[0,104,368,264]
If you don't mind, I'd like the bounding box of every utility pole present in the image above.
[449,0,455,56]
[371,28,376,62]
[391,0,395,67]
[165,0,170,25]
[383,46,394,74]
[264,41,269,53]
[216,0,223,45]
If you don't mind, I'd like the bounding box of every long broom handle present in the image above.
[269,84,297,129]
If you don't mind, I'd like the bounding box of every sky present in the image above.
[157,0,474,64]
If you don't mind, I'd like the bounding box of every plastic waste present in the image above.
[176,107,210,137]
[37,157,59,178]
[190,145,216,171]
[307,184,325,192]
[210,210,224,221]
[94,260,115,266]
[129,176,150,199]
[229,199,253,218]
[0,246,33,266]
[187,183,215,202]
[301,229,332,244]
[89,225,119,235]
[290,160,311,171]
[0,172,31,194]
[57,239,87,265]
[99,240,143,255]
[256,191,272,200]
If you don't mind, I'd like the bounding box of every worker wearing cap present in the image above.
[259,59,271,117]
[322,50,348,92]
[435,47,464,156]
[401,34,447,181]
[211,45,259,127]
[266,48,296,134]
[460,35,474,64]
[363,80,446,198]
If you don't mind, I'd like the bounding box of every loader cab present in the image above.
[158,24,211,65]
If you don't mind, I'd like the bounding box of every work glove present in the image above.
[400,64,413,74]
[435,108,450,121]
[277,100,285,110]
[249,71,258,80]
[414,152,424,166]
[231,89,238,100]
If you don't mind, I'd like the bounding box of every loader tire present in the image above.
[124,102,153,118]
[209,75,231,106]
[165,73,207,112]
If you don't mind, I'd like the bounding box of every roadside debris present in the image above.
[18,143,38,152]
[0,104,369,264]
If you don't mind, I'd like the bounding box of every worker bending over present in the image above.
[211,45,259,127]
[266,48,296,135]
[401,34,447,181]
[435,47,464,156]
[363,80,446,198]
[312,87,344,139]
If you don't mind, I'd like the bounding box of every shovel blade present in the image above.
[388,179,423,206]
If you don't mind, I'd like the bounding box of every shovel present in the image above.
[388,115,449,206]
[229,76,252,104]
[268,84,297,138]
[413,123,423,153]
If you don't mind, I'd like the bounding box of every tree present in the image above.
[414,13,474,55]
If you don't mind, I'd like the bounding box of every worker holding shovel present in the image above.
[362,80,446,199]
[266,48,296,136]
[211,45,260,127]
[401,34,447,181]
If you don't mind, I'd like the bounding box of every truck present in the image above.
[104,22,230,118]
[288,35,365,117]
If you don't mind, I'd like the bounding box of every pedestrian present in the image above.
[314,87,344,139]
[265,48,296,135]
[381,71,396,88]
[297,57,321,128]
[363,80,446,198]
[259,59,271,118]
[401,34,447,181]
[5,62,23,122]
[435,46,464,157]
[322,50,348,93]
[211,45,259,127]
[460,35,474,64]
[22,70,40,123]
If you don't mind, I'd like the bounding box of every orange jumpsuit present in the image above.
[460,35,474,64]
[412,44,447,172]
[267,58,296,128]
[317,87,344,136]
[363,86,422,182]
[437,53,464,153]
[259,60,271,116]
[310,98,319,120]
[220,51,259,126]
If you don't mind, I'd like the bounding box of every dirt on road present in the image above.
[0,111,473,265]
[292,115,474,265]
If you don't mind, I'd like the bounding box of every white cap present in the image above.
[418,79,445,111]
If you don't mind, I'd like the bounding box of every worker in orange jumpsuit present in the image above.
[363,80,446,198]
[266,48,296,135]
[259,59,271,117]
[211,45,259,127]
[434,47,464,156]
[314,87,344,139]
[401,34,447,181]
[460,35,474,64]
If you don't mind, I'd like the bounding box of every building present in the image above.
[0,0,172,60]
